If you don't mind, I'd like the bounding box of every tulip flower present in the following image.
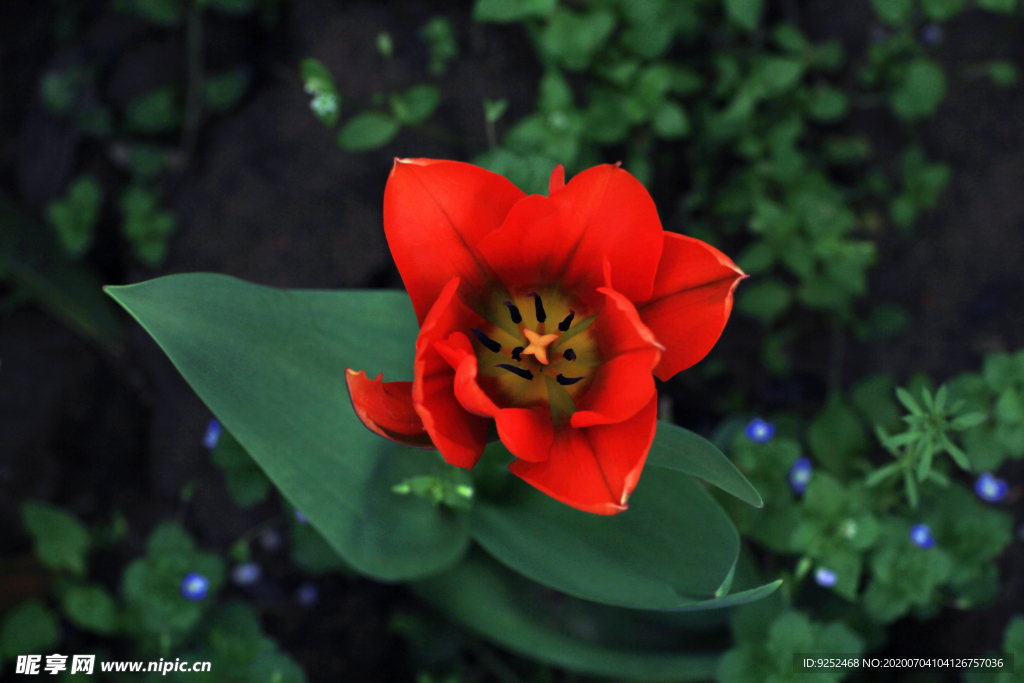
[347,159,744,514]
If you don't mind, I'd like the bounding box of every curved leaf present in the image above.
[413,549,725,682]
[469,443,742,610]
[648,422,763,508]
[106,274,468,581]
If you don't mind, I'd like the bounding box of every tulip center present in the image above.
[468,291,598,422]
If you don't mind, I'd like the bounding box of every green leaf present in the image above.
[336,111,401,152]
[807,86,849,122]
[210,429,272,508]
[870,0,913,24]
[472,0,556,23]
[62,584,119,635]
[300,58,340,128]
[389,85,442,126]
[105,274,468,581]
[889,59,947,122]
[995,387,1024,423]
[204,67,252,113]
[851,374,902,432]
[414,549,729,682]
[977,0,1016,12]
[469,448,742,610]
[985,61,1019,87]
[473,148,557,196]
[951,412,987,430]
[118,0,183,25]
[539,7,616,72]
[0,601,61,658]
[420,16,459,77]
[45,176,103,259]
[21,501,91,575]
[119,186,176,267]
[754,57,806,95]
[736,278,792,325]
[806,394,869,476]
[651,101,690,139]
[724,0,763,31]
[736,241,775,275]
[290,519,349,574]
[248,651,308,683]
[126,85,183,134]
[0,194,122,348]
[647,421,763,508]
[921,0,965,19]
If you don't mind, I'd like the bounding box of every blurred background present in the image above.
[1,0,1023,680]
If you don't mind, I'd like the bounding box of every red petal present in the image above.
[548,164,565,194]
[571,287,662,429]
[413,277,493,468]
[345,370,433,448]
[509,395,658,514]
[474,195,571,291]
[638,232,746,381]
[434,332,552,463]
[384,159,526,324]
[550,164,663,303]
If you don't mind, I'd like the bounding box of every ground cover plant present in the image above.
[1,0,1023,681]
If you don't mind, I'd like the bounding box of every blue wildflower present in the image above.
[910,523,935,549]
[788,457,813,495]
[296,582,319,607]
[814,567,838,588]
[294,509,308,525]
[181,572,210,601]
[745,417,775,444]
[231,562,262,586]
[203,419,221,450]
[975,473,1008,503]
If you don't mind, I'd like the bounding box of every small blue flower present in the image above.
[814,567,838,588]
[203,419,221,450]
[910,523,935,549]
[745,417,775,444]
[181,572,210,601]
[294,509,308,525]
[788,457,813,495]
[259,528,283,551]
[231,562,262,586]
[975,473,1008,503]
[919,23,943,46]
[296,582,319,607]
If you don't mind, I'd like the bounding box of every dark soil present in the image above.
[1,0,1022,681]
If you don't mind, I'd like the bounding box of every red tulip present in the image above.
[347,159,745,514]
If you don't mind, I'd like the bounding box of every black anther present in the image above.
[497,364,534,381]
[511,347,524,361]
[528,293,546,322]
[502,301,523,324]
[556,374,584,386]
[471,329,501,353]
[563,349,576,361]
[558,310,575,331]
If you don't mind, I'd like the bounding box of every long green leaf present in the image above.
[106,274,468,581]
[648,421,763,507]
[413,549,725,682]
[469,443,742,610]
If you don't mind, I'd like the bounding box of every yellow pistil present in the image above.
[521,328,560,365]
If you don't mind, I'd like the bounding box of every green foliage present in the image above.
[210,429,272,508]
[121,522,225,639]
[718,610,864,683]
[119,185,177,267]
[869,0,914,24]
[890,146,951,233]
[126,85,183,134]
[947,349,1024,471]
[61,584,119,635]
[197,0,255,16]
[300,58,340,128]
[45,175,103,259]
[21,501,92,576]
[389,85,442,126]
[337,111,401,151]
[472,0,556,23]
[889,59,947,122]
[0,601,61,659]
[114,0,183,26]
[420,17,459,77]
[868,383,981,507]
[986,61,1019,87]
[204,68,252,113]
[289,518,349,574]
[863,518,952,622]
[724,0,764,31]
[807,394,869,477]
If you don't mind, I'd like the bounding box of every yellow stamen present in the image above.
[521,329,560,365]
